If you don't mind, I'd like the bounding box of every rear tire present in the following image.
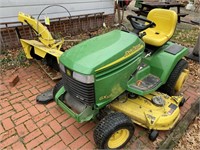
[94,112,134,149]
[159,59,188,96]
[53,79,64,98]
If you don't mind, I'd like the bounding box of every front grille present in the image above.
[62,72,95,105]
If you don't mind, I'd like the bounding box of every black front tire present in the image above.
[53,79,64,98]
[94,112,134,149]
[96,107,112,121]
[159,59,188,96]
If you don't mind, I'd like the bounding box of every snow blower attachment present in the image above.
[18,12,64,70]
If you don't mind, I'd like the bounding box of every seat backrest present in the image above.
[147,9,177,39]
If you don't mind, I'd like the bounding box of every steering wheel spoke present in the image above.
[127,15,155,34]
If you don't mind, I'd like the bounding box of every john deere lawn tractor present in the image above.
[51,9,189,149]
[19,9,189,149]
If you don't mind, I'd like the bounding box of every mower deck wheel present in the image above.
[94,112,134,149]
[179,97,186,107]
[149,130,159,141]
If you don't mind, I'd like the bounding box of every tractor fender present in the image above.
[143,42,189,84]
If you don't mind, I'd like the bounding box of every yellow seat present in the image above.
[142,9,177,47]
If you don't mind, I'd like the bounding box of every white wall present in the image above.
[0,0,114,23]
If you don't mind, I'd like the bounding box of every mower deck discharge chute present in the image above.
[19,9,189,149]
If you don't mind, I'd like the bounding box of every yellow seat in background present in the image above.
[142,9,178,47]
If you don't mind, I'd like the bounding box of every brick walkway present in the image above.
[0,61,199,150]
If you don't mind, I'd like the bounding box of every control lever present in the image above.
[139,32,146,38]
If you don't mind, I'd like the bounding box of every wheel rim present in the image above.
[174,69,188,92]
[107,129,130,149]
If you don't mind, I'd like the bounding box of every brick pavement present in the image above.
[0,61,199,150]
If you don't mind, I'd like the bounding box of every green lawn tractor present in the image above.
[52,9,189,149]
[19,9,189,149]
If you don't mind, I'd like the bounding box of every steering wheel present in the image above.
[127,15,156,35]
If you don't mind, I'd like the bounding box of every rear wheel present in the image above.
[94,112,134,149]
[53,79,64,98]
[159,59,188,96]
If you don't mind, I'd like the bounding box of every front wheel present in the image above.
[94,112,134,149]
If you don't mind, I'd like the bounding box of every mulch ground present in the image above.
[174,116,200,150]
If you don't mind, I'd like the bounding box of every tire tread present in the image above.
[94,112,134,149]
[159,59,188,95]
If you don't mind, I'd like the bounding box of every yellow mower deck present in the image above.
[110,92,182,131]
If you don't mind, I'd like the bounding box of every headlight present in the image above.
[73,72,94,84]
[59,63,65,73]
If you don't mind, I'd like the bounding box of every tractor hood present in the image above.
[60,30,144,74]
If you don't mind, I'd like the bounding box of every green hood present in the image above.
[60,30,144,74]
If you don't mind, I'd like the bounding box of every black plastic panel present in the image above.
[164,44,184,55]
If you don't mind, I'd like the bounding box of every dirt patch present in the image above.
[0,49,30,73]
